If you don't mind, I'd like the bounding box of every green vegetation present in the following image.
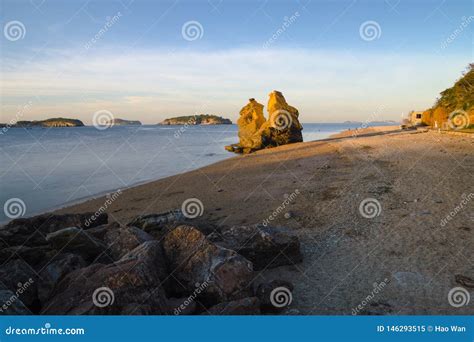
[159,114,232,125]
[434,64,474,112]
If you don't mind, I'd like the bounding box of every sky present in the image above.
[0,0,472,124]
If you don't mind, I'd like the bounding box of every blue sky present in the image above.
[1,0,472,123]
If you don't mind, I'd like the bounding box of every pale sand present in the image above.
[55,127,474,314]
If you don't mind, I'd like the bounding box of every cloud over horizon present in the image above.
[1,47,469,124]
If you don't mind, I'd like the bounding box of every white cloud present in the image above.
[0,48,468,124]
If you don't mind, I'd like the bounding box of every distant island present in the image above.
[1,118,84,128]
[106,118,142,126]
[159,114,232,125]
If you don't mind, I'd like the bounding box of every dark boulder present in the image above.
[210,225,303,270]
[45,227,108,262]
[0,213,107,246]
[163,225,253,305]
[103,225,154,260]
[38,253,87,305]
[128,210,217,239]
[0,289,32,315]
[42,241,170,315]
[0,259,38,312]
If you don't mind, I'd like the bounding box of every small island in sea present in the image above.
[105,118,142,126]
[2,117,85,128]
[158,114,232,125]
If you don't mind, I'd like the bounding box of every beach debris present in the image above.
[226,91,303,153]
[42,241,170,315]
[162,225,253,305]
[203,297,261,315]
[209,224,302,271]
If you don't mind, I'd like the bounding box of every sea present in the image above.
[0,123,396,223]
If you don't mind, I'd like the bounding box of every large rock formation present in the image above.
[226,91,303,153]
[236,98,266,151]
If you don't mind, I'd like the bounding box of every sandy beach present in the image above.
[54,126,474,314]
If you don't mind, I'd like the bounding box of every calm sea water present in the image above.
[0,123,395,222]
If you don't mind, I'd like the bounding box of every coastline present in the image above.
[1,124,361,223]
[50,125,473,314]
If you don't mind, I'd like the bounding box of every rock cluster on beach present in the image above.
[226,91,303,154]
[0,211,302,315]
